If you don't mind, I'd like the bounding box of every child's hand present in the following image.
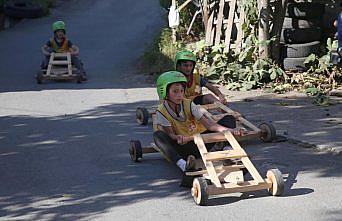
[218,94,227,104]
[231,128,244,136]
[176,135,192,145]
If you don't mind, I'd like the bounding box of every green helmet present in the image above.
[52,21,66,32]
[156,71,187,100]
[175,50,196,68]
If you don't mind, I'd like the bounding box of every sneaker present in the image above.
[185,155,196,172]
[81,74,87,81]
[180,155,199,188]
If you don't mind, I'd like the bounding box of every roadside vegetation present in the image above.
[142,0,341,99]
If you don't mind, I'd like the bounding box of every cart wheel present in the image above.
[129,140,143,162]
[136,107,149,125]
[191,177,209,206]
[266,169,284,196]
[259,122,276,142]
[36,72,43,84]
[76,75,82,84]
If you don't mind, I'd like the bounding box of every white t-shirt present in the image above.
[156,101,205,127]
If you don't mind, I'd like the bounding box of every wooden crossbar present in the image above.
[50,61,69,65]
[203,149,247,161]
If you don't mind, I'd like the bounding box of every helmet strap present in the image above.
[165,99,181,117]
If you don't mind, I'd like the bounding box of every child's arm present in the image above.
[204,82,227,104]
[199,115,242,136]
[162,126,193,144]
[41,44,51,56]
[70,45,79,56]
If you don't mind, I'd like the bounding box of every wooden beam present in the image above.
[186,164,245,176]
[214,0,225,45]
[203,149,247,161]
[178,0,192,11]
[205,11,214,45]
[194,134,222,187]
[207,179,271,195]
[224,0,236,52]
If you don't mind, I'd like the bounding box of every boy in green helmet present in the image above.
[175,50,227,105]
[41,21,87,80]
[153,71,241,187]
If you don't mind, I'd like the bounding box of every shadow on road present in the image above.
[0,97,341,218]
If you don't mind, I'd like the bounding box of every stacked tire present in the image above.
[281,2,325,71]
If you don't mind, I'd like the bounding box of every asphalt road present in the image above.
[0,1,341,220]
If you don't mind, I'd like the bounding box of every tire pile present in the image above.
[3,0,44,19]
[281,1,325,71]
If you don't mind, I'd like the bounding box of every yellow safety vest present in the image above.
[185,72,202,100]
[50,38,70,53]
[157,99,206,136]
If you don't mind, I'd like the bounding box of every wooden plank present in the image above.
[200,131,259,143]
[50,60,69,65]
[46,52,55,76]
[194,134,222,187]
[215,102,260,131]
[235,5,245,53]
[205,11,214,45]
[142,147,158,154]
[186,164,245,176]
[178,0,192,11]
[201,103,219,110]
[214,0,225,45]
[54,53,68,57]
[203,149,247,161]
[224,0,236,52]
[224,131,264,183]
[207,179,271,195]
[66,53,72,76]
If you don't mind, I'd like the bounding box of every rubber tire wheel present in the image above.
[36,72,43,84]
[281,41,321,58]
[283,57,308,71]
[259,122,276,142]
[129,140,143,162]
[267,169,284,196]
[286,2,325,19]
[280,27,322,44]
[136,107,149,125]
[282,17,321,29]
[4,1,44,19]
[192,177,209,206]
[76,75,82,84]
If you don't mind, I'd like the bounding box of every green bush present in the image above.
[142,28,184,74]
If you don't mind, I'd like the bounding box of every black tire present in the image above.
[36,72,43,84]
[129,140,143,162]
[282,17,321,29]
[259,122,276,142]
[283,57,308,71]
[4,1,44,19]
[282,41,321,58]
[192,177,209,206]
[136,107,149,125]
[286,2,325,19]
[267,169,284,196]
[280,27,322,44]
[76,75,82,84]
